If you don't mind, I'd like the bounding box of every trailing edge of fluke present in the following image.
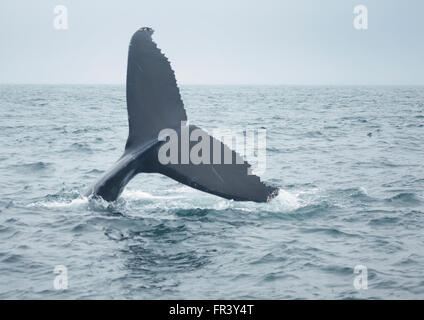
[85,27,279,203]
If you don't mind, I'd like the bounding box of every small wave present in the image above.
[385,192,422,205]
[291,201,334,218]
[1,253,23,264]
[250,252,287,265]
[368,216,400,226]
[67,142,92,153]
[86,169,105,174]
[305,130,323,138]
[72,128,89,134]
[12,161,52,172]
[0,225,13,234]
[342,187,375,202]
[300,227,359,238]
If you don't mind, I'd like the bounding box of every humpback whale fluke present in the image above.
[85,28,279,203]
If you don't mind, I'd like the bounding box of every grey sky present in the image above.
[0,0,423,85]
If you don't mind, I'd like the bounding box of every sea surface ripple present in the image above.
[0,85,423,299]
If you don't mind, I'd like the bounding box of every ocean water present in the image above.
[0,84,423,299]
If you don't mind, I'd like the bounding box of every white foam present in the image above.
[27,187,304,215]
[28,197,89,208]
[169,186,195,193]
[226,189,302,213]
[213,200,231,210]
[275,189,302,210]
[121,187,304,213]
[121,189,182,200]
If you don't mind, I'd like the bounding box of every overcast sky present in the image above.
[0,0,423,85]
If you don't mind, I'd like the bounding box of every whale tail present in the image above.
[86,28,278,203]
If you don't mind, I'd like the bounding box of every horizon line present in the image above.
[1,83,424,87]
